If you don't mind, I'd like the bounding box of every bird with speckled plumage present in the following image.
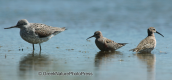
[86,31,127,51]
[4,19,66,51]
[130,27,164,53]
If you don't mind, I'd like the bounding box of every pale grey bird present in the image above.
[86,31,127,51]
[130,27,164,53]
[4,19,66,51]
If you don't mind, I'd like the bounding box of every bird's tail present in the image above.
[115,43,128,50]
[118,43,128,46]
[61,27,67,30]
[53,27,66,35]
[129,48,138,52]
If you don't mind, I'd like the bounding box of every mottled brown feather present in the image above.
[104,38,127,50]
[105,38,115,43]
[137,38,155,49]
[130,37,155,52]
[33,23,65,38]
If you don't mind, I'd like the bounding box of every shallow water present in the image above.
[0,0,172,80]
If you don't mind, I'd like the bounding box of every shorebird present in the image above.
[86,31,127,51]
[130,27,164,53]
[4,19,66,51]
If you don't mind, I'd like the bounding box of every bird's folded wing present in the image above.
[137,38,155,50]
[34,23,54,38]
[104,38,118,45]
[104,38,114,43]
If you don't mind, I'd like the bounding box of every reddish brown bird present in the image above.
[87,31,127,51]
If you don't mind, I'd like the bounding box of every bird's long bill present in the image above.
[86,35,95,40]
[156,31,164,37]
[4,26,17,29]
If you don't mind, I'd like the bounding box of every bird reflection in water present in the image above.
[136,52,155,80]
[18,51,50,77]
[95,51,122,68]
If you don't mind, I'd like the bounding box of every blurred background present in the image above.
[0,0,172,80]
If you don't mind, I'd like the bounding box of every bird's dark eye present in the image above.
[153,29,155,30]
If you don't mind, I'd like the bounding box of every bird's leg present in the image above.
[32,50,35,57]
[39,43,41,51]
[32,44,35,50]
[39,50,41,57]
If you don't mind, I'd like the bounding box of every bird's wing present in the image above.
[131,37,155,52]
[104,38,124,50]
[32,23,65,38]
[104,38,116,44]
[137,38,155,49]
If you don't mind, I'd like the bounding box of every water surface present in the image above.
[0,0,172,80]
